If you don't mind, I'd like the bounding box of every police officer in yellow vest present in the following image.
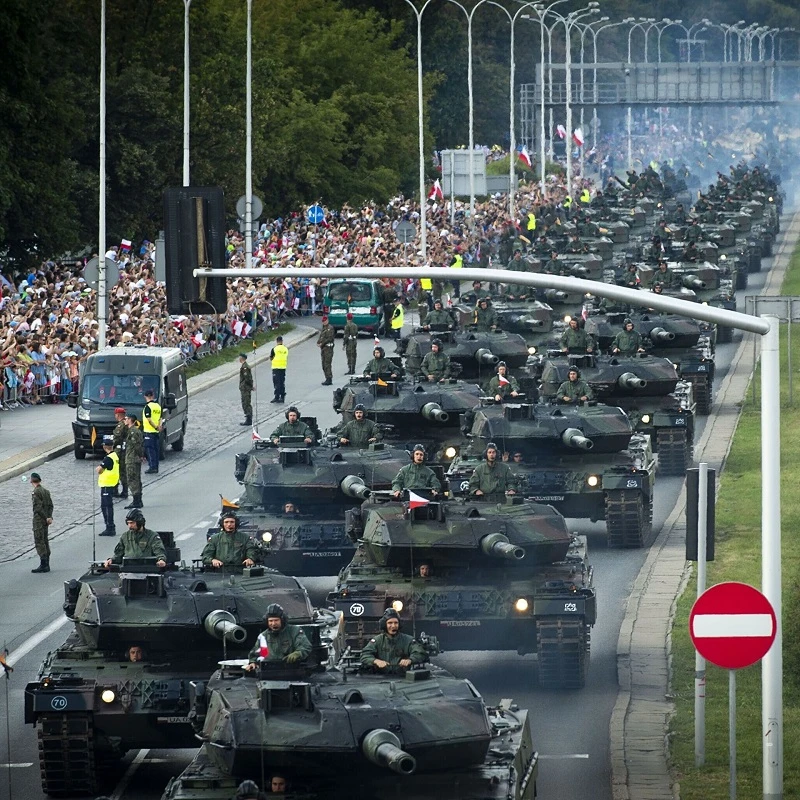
[418,277,433,326]
[580,187,591,205]
[526,211,536,233]
[269,335,289,403]
[97,435,121,536]
[563,195,573,211]
[142,388,162,474]
[390,297,404,340]
[449,250,463,298]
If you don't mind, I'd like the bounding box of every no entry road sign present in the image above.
[689,581,776,670]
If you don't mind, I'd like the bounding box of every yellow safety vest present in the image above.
[563,196,573,209]
[98,452,120,487]
[526,213,536,231]
[419,278,432,291]
[271,344,288,369]
[143,401,162,433]
[451,254,463,269]
[580,189,591,204]
[391,305,404,330]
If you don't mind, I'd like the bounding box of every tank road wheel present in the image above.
[37,713,98,796]
[656,428,692,476]
[688,374,712,415]
[605,490,652,548]
[536,618,589,690]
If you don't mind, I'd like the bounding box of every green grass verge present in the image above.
[669,232,800,798]
[184,323,294,379]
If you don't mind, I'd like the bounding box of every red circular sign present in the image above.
[689,582,776,669]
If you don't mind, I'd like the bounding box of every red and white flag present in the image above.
[256,633,269,660]
[428,179,444,201]
[120,238,132,252]
[556,124,567,139]
[252,429,265,442]
[408,491,429,510]
[498,374,510,385]
[517,145,532,168]
[191,332,205,348]
[232,319,252,338]
[374,334,380,345]
[572,128,585,147]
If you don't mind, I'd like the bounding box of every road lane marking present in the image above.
[538,754,590,759]
[6,616,70,666]
[0,763,33,768]
[175,532,194,541]
[110,748,149,800]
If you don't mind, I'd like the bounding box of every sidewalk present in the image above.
[610,208,800,800]
[0,324,318,485]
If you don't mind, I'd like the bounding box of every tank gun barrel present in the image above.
[681,275,707,290]
[341,475,372,499]
[545,289,568,302]
[421,402,450,423]
[204,610,247,644]
[561,427,594,451]
[617,372,648,390]
[520,317,545,329]
[474,348,499,366]
[480,532,525,561]
[569,265,589,276]
[362,730,417,775]
[649,326,676,343]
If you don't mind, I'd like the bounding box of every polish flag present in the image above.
[498,374,510,385]
[257,633,269,660]
[556,124,567,139]
[232,319,252,338]
[517,145,532,168]
[374,334,380,345]
[408,491,429,509]
[120,239,132,252]
[428,179,444,201]
[252,429,265,442]
[191,332,205,348]
[572,128,585,147]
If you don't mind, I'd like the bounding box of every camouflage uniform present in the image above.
[419,350,451,381]
[425,309,456,330]
[391,463,441,493]
[468,460,520,495]
[473,304,497,332]
[317,324,335,383]
[612,329,644,355]
[342,319,359,374]
[239,360,254,420]
[125,424,144,500]
[557,378,594,402]
[485,373,520,399]
[363,357,403,378]
[110,528,166,564]
[360,632,427,670]
[202,530,260,566]
[270,419,314,441]
[560,326,593,353]
[112,418,128,496]
[649,267,673,288]
[248,624,312,665]
[32,483,53,559]
[339,418,382,448]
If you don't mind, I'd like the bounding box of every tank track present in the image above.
[605,489,652,548]
[716,325,734,345]
[38,712,98,796]
[687,374,712,415]
[536,618,589,689]
[656,428,692,476]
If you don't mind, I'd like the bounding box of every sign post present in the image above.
[690,582,777,800]
[307,204,325,264]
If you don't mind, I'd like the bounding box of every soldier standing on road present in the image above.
[360,609,426,672]
[268,336,288,404]
[342,314,359,375]
[468,442,519,497]
[239,353,254,426]
[30,473,53,574]
[97,436,120,536]
[112,406,129,500]
[391,444,441,497]
[317,316,335,385]
[123,413,145,509]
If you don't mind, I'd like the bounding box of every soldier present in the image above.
[684,217,702,243]
[560,318,593,354]
[682,240,700,262]
[468,442,519,497]
[543,251,561,275]
[30,473,53,574]
[123,412,145,509]
[360,609,427,672]
[268,335,288,403]
[507,250,528,272]
[424,299,456,331]
[239,353,254,426]
[469,280,491,302]
[612,319,646,356]
[556,367,594,403]
[202,511,259,568]
[243,604,312,670]
[342,313,359,375]
[473,297,498,332]
[649,261,673,288]
[270,406,314,445]
[112,406,129,499]
[104,509,166,568]
[419,339,451,382]
[97,436,120,536]
[363,346,403,379]
[317,316,335,386]
[485,361,520,402]
[339,404,381,447]
[391,444,441,497]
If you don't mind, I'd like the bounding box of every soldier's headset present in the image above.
[380,609,402,632]
[220,511,239,531]
[483,441,499,460]
[569,368,582,378]
[286,406,300,420]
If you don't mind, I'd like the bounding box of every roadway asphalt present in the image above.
[0,222,794,800]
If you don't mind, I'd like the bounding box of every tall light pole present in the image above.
[245,0,253,270]
[575,16,609,181]
[592,18,634,150]
[626,18,652,172]
[98,0,107,350]
[656,18,682,63]
[182,0,191,187]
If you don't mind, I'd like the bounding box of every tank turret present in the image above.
[681,275,707,290]
[362,729,417,774]
[480,531,526,560]
[474,347,500,365]
[421,401,449,422]
[649,326,676,343]
[340,474,372,500]
[562,427,594,450]
[617,372,648,390]
[204,609,248,644]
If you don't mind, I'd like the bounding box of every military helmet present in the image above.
[236,779,261,800]
[412,443,426,455]
[125,508,146,526]
[220,510,238,530]
[568,367,582,378]
[373,346,385,357]
[484,441,499,458]
[433,298,443,307]
[265,603,287,629]
[379,608,401,632]
[353,403,366,413]
[496,361,507,372]
[431,338,443,349]
[286,405,300,419]
[623,318,633,327]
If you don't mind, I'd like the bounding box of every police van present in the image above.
[322,279,385,336]
[67,346,189,459]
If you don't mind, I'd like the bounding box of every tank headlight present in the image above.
[445,446,458,459]
[262,532,273,543]
[101,689,116,704]
[392,600,404,613]
[768,196,774,202]
[641,414,651,424]
[701,301,708,306]
[528,346,537,355]
[673,363,679,369]
[514,598,529,612]
[719,254,727,260]
[587,475,600,488]
[563,315,572,323]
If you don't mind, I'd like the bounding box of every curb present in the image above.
[0,326,318,485]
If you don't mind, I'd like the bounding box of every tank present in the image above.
[24,537,320,796]
[538,353,695,475]
[583,310,716,415]
[162,656,538,800]
[481,297,554,351]
[451,401,656,547]
[330,494,596,689]
[229,440,412,575]
[333,375,482,454]
[397,329,531,379]
[637,260,737,309]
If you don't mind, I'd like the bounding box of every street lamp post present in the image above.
[626,18,652,172]
[98,0,107,349]
[183,0,191,187]
[592,18,634,150]
[245,0,253,270]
